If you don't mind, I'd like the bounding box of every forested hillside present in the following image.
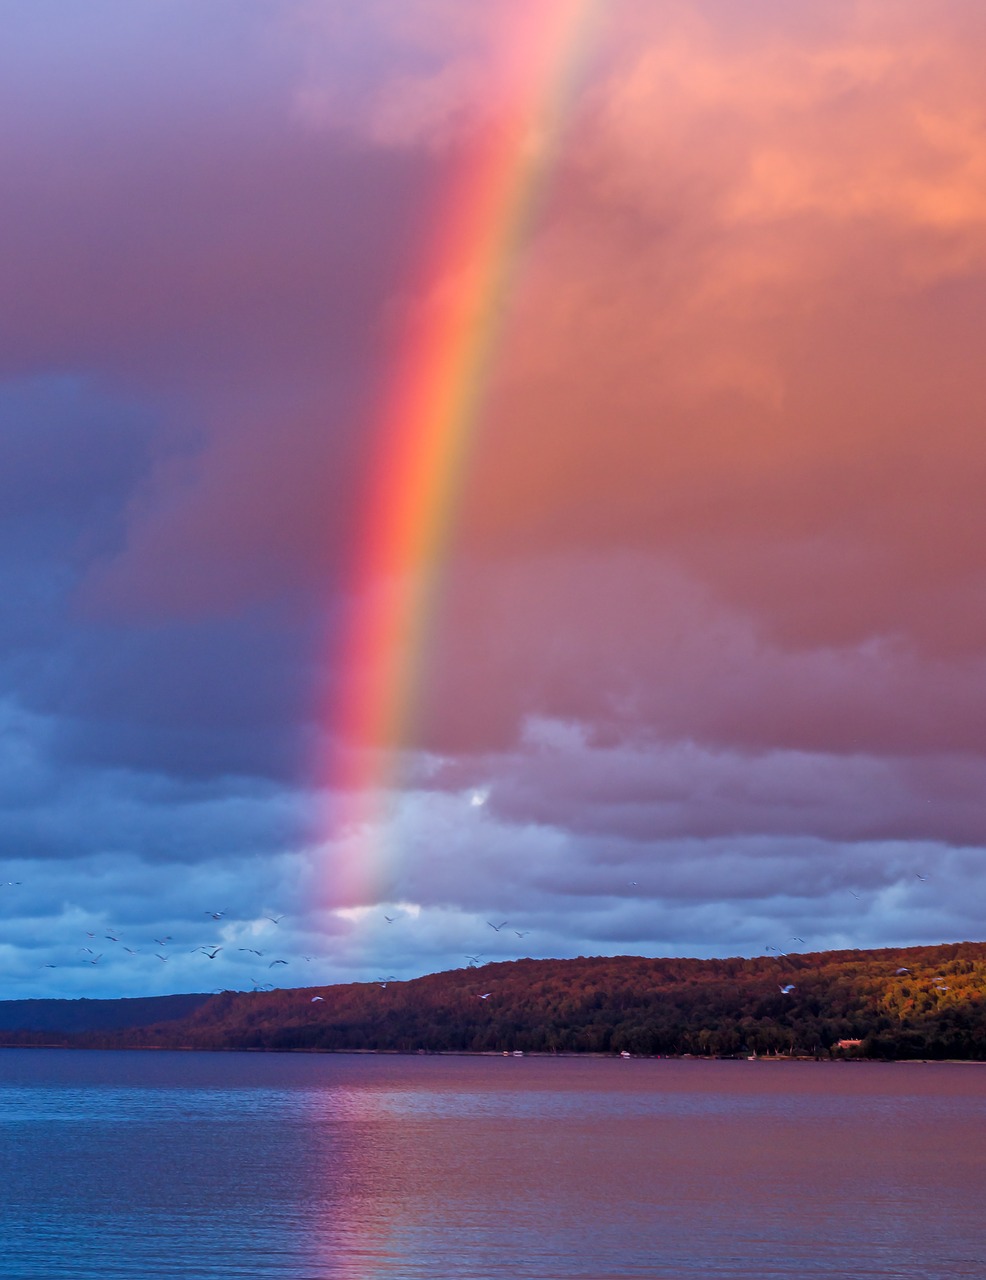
[5,942,985,1059]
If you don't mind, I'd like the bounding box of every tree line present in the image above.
[4,941,985,1059]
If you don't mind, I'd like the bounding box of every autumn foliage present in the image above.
[4,942,986,1059]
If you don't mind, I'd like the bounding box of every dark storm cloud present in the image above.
[0,376,153,686]
[0,376,326,783]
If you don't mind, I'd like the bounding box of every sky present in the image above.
[2,0,985,1000]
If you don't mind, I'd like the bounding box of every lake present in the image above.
[0,1050,983,1279]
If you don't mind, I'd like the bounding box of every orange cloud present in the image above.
[445,1,986,667]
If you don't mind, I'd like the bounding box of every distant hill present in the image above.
[0,993,210,1035]
[2,943,985,1058]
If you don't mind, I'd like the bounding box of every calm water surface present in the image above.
[0,1050,983,1279]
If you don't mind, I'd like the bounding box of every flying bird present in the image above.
[915,873,929,882]
[311,996,324,1002]
[269,959,288,968]
[896,967,910,975]
[383,915,395,924]
[514,931,530,938]
[779,984,796,994]
[205,910,228,920]
[487,921,508,932]
[266,915,284,925]
[195,946,222,960]
[478,992,492,999]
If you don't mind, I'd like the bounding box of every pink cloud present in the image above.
[9,0,986,774]
[410,553,986,758]
[443,1,986,671]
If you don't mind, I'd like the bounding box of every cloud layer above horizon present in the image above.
[2,0,984,999]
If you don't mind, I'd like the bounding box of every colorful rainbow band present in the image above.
[324,1,601,909]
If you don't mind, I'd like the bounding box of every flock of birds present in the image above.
[4,896,313,993]
[80,912,302,987]
[375,873,941,1005]
[756,871,942,998]
[0,868,940,1002]
[0,881,538,1000]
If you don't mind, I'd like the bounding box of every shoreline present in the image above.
[0,1042,983,1064]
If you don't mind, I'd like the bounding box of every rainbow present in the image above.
[323,1,600,909]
